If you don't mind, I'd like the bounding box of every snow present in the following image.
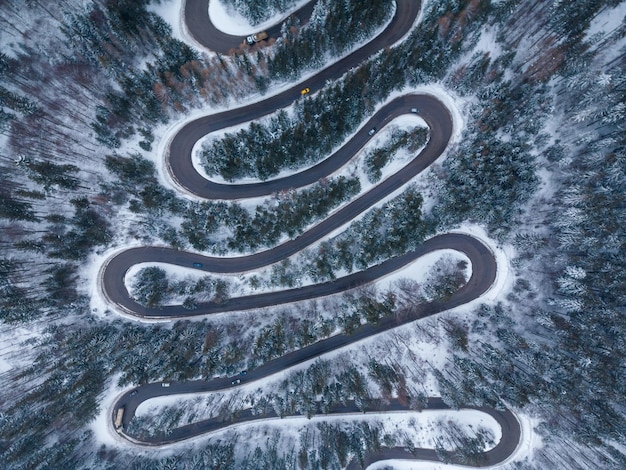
[151,0,314,52]
[86,203,146,321]
[145,1,403,198]
[532,166,558,203]
[302,87,461,224]
[95,217,523,459]
[585,3,626,40]
[583,3,626,66]
[208,0,311,35]
[319,85,466,244]
[471,26,503,60]
[91,373,131,448]
[148,0,187,44]
[377,250,472,293]
[122,247,471,320]
[0,325,42,374]
[124,261,209,295]
[121,345,539,466]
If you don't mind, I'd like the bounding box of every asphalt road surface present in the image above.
[106,0,522,466]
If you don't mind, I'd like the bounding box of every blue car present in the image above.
[193,262,203,268]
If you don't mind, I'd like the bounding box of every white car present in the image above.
[368,128,377,136]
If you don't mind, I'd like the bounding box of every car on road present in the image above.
[368,127,377,136]
[240,370,247,376]
[161,383,170,387]
[411,108,419,113]
[231,379,241,385]
[130,389,138,397]
[300,87,310,96]
[246,31,268,45]
[193,262,203,268]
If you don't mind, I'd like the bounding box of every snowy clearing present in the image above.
[209,0,312,35]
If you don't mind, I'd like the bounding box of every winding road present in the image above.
[104,0,522,467]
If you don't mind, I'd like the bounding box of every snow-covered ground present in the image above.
[122,248,471,310]
[208,0,311,35]
[130,1,424,222]
[0,325,41,374]
[91,374,128,448]
[585,2,626,41]
[180,83,465,194]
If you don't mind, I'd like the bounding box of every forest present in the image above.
[0,0,625,468]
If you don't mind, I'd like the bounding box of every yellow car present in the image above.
[300,87,310,96]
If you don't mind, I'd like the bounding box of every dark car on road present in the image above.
[193,262,203,268]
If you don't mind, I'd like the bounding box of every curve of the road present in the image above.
[105,0,522,466]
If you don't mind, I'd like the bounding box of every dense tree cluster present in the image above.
[263,360,373,418]
[0,184,37,222]
[181,176,360,252]
[201,0,482,184]
[434,75,545,235]
[248,286,398,362]
[130,266,232,309]
[130,266,170,308]
[334,186,432,271]
[63,0,197,147]
[0,258,41,323]
[229,176,360,250]
[0,318,231,468]
[422,256,468,302]
[256,186,432,288]
[103,152,182,215]
[434,419,495,466]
